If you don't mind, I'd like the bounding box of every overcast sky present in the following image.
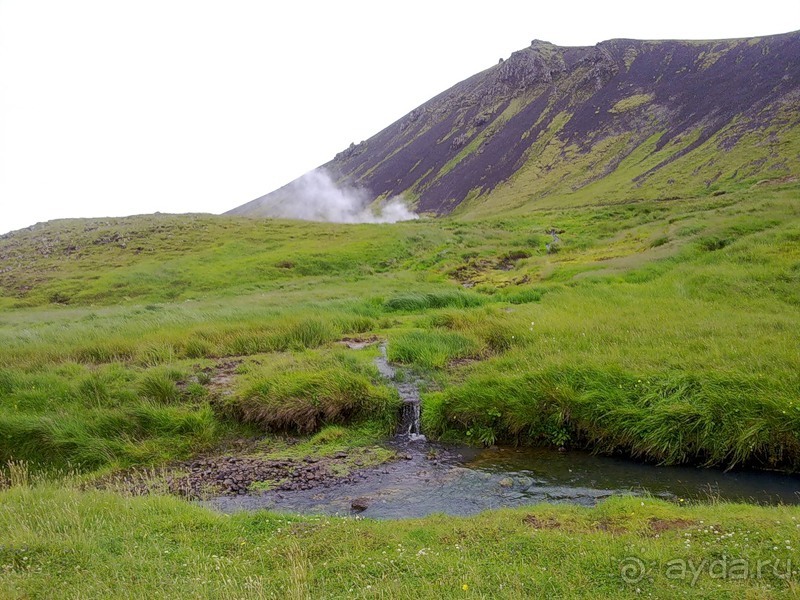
[0,1,797,234]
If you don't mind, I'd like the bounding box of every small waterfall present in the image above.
[399,400,421,437]
[375,342,426,442]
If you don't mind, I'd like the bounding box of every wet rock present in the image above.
[499,477,514,488]
[351,497,370,512]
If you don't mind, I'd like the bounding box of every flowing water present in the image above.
[206,344,800,519]
[375,343,425,442]
[207,442,800,519]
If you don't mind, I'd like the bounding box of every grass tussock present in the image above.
[387,330,480,369]
[225,351,400,434]
[423,367,800,470]
[430,308,534,353]
[138,371,181,403]
[383,290,484,312]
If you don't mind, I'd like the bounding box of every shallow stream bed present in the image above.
[205,442,800,519]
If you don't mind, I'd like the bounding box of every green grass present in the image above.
[388,329,481,369]
[383,290,485,312]
[224,349,400,434]
[0,360,239,471]
[1,481,800,598]
[609,93,655,113]
[0,185,799,596]
[423,366,800,468]
[1,187,798,471]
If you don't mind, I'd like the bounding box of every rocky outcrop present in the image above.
[497,41,566,88]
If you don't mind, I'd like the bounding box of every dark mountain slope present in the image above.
[231,31,800,217]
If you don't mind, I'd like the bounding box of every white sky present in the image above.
[0,1,797,234]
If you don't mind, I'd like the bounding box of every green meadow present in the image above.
[1,184,799,597]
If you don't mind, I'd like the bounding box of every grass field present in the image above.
[2,480,800,598]
[1,184,799,597]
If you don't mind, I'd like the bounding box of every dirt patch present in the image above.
[593,517,627,535]
[522,514,561,529]
[450,251,531,285]
[450,258,494,286]
[203,358,243,397]
[523,514,629,534]
[647,517,696,535]
[497,250,532,271]
[338,335,380,350]
[94,448,391,500]
[167,455,355,497]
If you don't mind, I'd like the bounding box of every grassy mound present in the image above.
[423,367,800,469]
[223,351,400,434]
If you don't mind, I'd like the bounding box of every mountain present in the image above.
[230,31,800,218]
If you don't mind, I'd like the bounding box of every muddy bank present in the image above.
[93,445,391,499]
[168,453,363,497]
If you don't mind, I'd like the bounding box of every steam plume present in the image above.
[255,169,418,223]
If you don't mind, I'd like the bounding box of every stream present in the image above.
[207,442,800,518]
[205,344,800,518]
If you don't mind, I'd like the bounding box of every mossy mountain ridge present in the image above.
[232,31,800,217]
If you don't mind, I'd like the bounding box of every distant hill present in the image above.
[230,31,800,218]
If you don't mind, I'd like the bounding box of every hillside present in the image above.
[2,187,798,467]
[230,31,800,218]
[2,186,800,597]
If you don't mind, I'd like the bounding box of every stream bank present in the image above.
[204,340,800,518]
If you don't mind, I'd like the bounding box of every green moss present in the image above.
[609,93,654,113]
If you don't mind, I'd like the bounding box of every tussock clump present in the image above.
[75,374,111,407]
[697,235,732,252]
[278,318,337,350]
[0,361,238,472]
[225,352,400,434]
[429,309,532,354]
[128,402,218,440]
[423,367,800,471]
[383,290,484,312]
[388,329,480,370]
[495,287,545,305]
[221,318,338,356]
[0,369,18,395]
[232,370,397,433]
[0,400,221,470]
[138,371,181,404]
[332,313,376,335]
[223,328,276,356]
[73,341,136,364]
[137,343,176,367]
[183,337,214,359]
